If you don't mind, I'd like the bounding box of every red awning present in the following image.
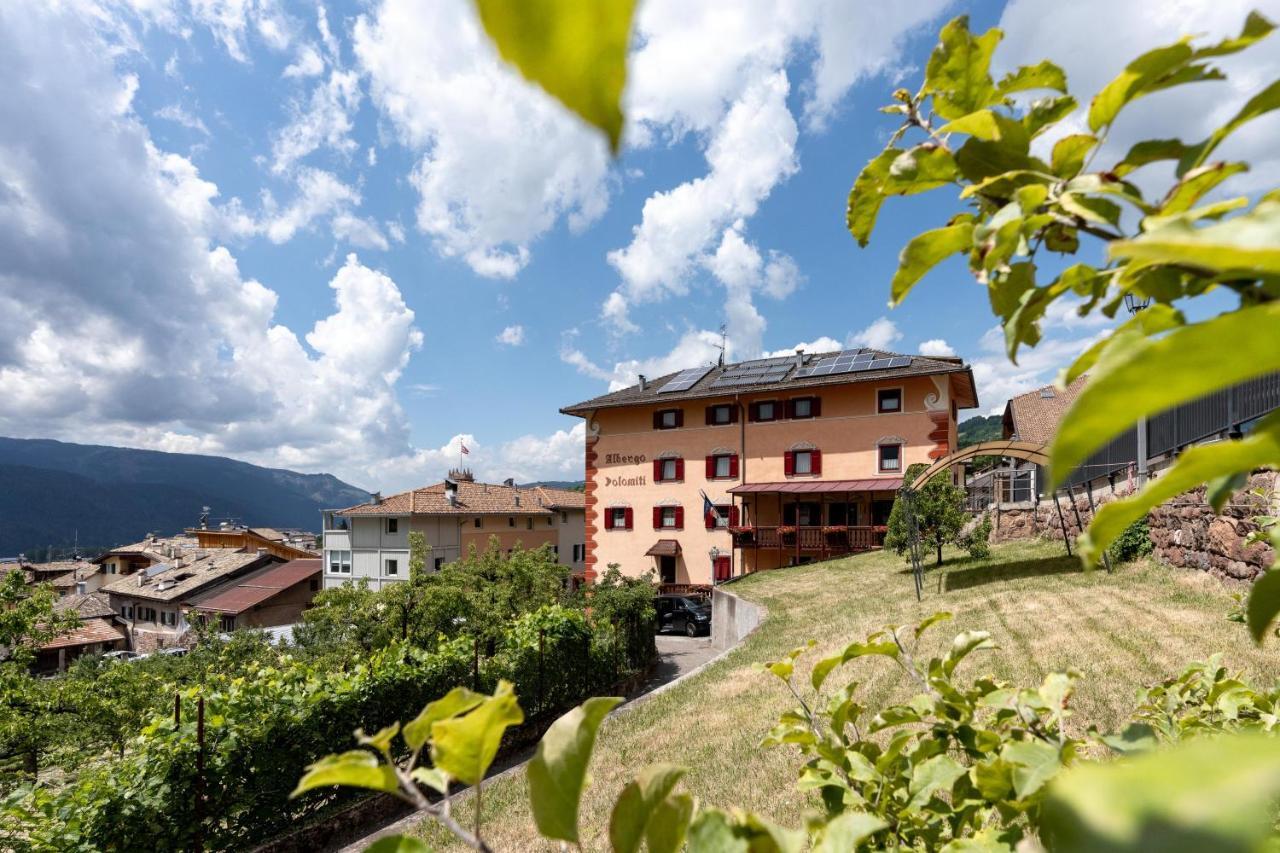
[645,539,682,557]
[729,478,902,494]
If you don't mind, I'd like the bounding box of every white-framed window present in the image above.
[385,558,399,576]
[328,549,352,574]
[879,443,902,472]
[660,507,679,529]
[661,459,679,481]
[877,388,902,413]
[713,455,732,478]
[794,450,814,475]
[608,507,631,530]
[386,518,399,534]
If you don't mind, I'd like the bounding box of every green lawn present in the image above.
[418,540,1279,851]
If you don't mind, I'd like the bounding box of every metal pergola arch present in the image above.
[897,440,1105,600]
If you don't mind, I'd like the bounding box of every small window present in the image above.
[561,511,568,523]
[878,388,902,413]
[547,517,554,526]
[310,578,320,592]
[385,558,399,576]
[654,408,683,429]
[474,518,482,528]
[328,550,352,574]
[794,450,814,475]
[753,400,777,422]
[527,518,534,530]
[434,557,445,571]
[386,518,398,534]
[662,459,678,481]
[879,444,902,472]
[552,545,559,557]
[509,517,516,527]
[791,397,820,419]
[608,507,631,530]
[660,507,679,529]
[220,615,236,633]
[707,404,733,425]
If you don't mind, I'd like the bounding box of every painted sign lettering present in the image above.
[604,453,647,465]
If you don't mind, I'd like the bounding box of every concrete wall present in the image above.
[710,584,766,651]
[589,374,960,584]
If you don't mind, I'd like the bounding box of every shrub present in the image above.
[1108,518,1154,563]
[960,514,993,560]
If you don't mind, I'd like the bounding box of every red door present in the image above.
[713,555,732,582]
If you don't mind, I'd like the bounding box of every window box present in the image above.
[877,388,902,414]
[704,453,739,480]
[653,408,684,430]
[784,449,822,476]
[653,457,684,482]
[788,396,821,419]
[604,507,633,530]
[879,443,902,472]
[653,506,684,530]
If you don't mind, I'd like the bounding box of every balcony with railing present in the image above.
[729,524,885,553]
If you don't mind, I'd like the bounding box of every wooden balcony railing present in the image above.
[729,525,885,552]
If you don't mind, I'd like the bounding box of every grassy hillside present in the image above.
[0,437,369,555]
[419,540,1276,850]
[958,413,1003,446]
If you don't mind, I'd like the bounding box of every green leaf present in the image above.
[1023,95,1077,137]
[925,16,1003,120]
[1159,162,1248,215]
[890,223,973,305]
[1088,40,1194,132]
[1059,193,1122,227]
[1247,568,1280,644]
[431,680,524,786]
[364,836,430,853]
[357,722,400,757]
[1077,413,1280,566]
[403,686,486,752]
[812,812,888,853]
[996,60,1067,97]
[409,766,450,794]
[1050,134,1096,179]
[847,148,901,247]
[608,763,687,853]
[1180,79,1280,174]
[1110,200,1280,275]
[1041,733,1280,852]
[938,110,1028,149]
[645,792,694,853]
[907,754,967,810]
[1112,138,1192,177]
[914,611,953,640]
[1003,740,1061,799]
[472,0,635,153]
[1142,196,1249,231]
[1098,722,1159,755]
[687,809,749,853]
[291,750,400,798]
[528,695,621,842]
[944,630,995,676]
[887,144,959,191]
[1193,10,1276,58]
[1049,301,1280,488]
[988,263,1036,325]
[1207,470,1249,513]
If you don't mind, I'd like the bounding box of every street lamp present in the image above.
[1125,293,1152,487]
[709,546,721,584]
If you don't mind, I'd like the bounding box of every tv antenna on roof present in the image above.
[716,323,727,367]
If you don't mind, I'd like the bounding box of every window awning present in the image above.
[645,539,682,557]
[729,478,902,495]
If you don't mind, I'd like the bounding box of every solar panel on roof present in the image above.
[794,348,913,378]
[657,364,714,393]
[708,356,797,389]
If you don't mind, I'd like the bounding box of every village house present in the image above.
[561,347,978,589]
[322,473,586,591]
[185,523,318,561]
[91,535,201,579]
[35,591,126,672]
[185,557,321,632]
[101,549,281,652]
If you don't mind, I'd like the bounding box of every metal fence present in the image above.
[1059,373,1280,488]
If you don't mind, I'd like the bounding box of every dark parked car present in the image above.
[655,594,711,637]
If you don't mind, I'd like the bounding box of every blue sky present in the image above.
[0,0,1275,491]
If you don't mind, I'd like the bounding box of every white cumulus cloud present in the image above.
[850,316,903,351]
[496,325,525,346]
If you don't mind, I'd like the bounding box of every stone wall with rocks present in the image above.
[976,471,1277,582]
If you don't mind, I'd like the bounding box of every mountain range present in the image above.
[0,437,369,557]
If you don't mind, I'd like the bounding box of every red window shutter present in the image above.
[653,459,663,481]
[705,406,715,426]
[653,411,661,429]
[730,405,740,423]
[811,397,822,417]
[729,505,740,527]
[674,506,684,529]
[784,451,795,476]
[747,402,758,422]
[705,456,715,478]
[604,509,615,531]
[729,454,739,478]
[624,507,633,530]
[675,458,684,480]
[653,506,662,529]
[811,449,823,475]
[785,399,795,419]
[674,409,684,427]
[705,510,715,530]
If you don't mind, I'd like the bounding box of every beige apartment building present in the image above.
[322,473,586,591]
[562,347,977,589]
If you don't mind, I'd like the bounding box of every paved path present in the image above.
[331,634,718,852]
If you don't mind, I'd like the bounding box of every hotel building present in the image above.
[561,348,977,589]
[321,473,586,590]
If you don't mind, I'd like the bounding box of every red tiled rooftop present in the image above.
[188,558,320,615]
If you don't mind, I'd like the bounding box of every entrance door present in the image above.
[713,555,731,581]
[659,555,677,584]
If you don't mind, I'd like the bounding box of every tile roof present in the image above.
[51,564,103,588]
[338,480,586,517]
[54,591,115,620]
[188,558,321,615]
[560,349,978,414]
[24,560,95,577]
[1003,375,1089,445]
[92,535,201,565]
[41,617,125,650]
[101,550,272,602]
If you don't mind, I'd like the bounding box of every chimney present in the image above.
[76,581,86,595]
[503,478,515,487]
[372,491,383,504]
[795,348,805,370]
[444,478,458,506]
[638,374,647,391]
[514,494,521,508]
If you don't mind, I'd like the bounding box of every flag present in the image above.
[701,489,716,527]
[461,442,470,455]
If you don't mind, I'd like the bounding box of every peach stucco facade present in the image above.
[580,372,966,586]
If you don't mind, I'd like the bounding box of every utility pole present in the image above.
[1124,294,1152,488]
